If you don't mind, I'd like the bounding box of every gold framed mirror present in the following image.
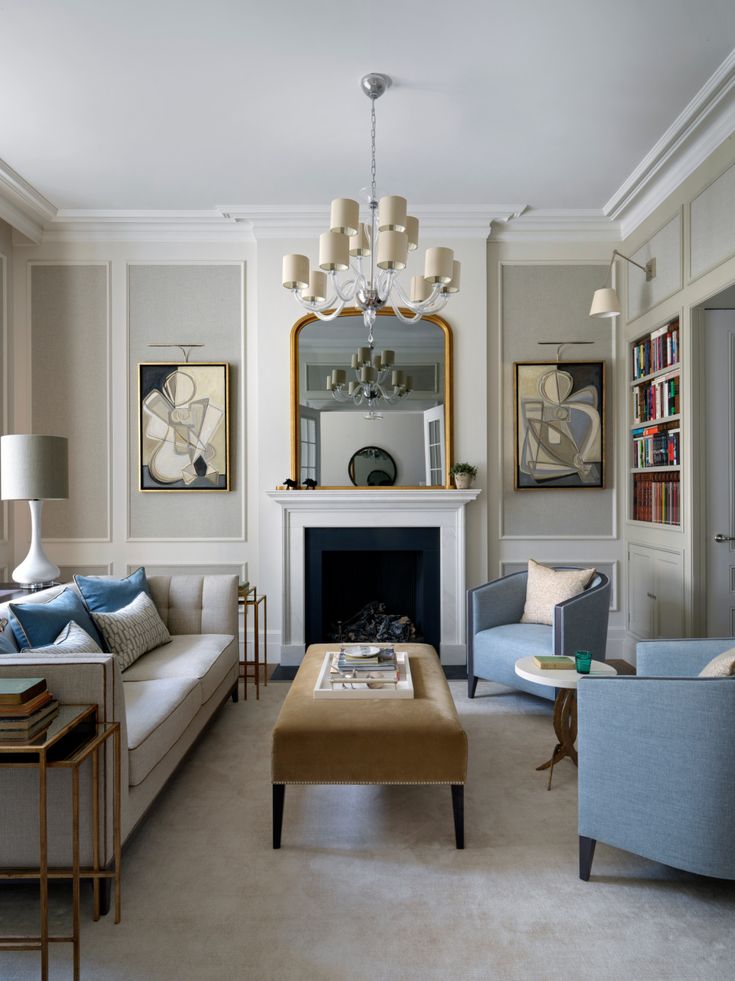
[290,308,453,488]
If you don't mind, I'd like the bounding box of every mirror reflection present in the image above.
[292,311,451,487]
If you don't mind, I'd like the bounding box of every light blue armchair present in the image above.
[467,569,610,700]
[577,638,735,881]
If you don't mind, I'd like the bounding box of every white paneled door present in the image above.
[704,309,735,636]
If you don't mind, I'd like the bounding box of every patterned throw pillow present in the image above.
[520,559,596,626]
[22,620,103,656]
[698,648,735,677]
[91,591,171,671]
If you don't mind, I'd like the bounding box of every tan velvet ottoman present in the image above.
[271,643,468,848]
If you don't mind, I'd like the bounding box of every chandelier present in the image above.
[281,73,460,346]
[326,345,412,415]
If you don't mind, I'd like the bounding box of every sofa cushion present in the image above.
[121,633,236,703]
[521,559,595,625]
[91,591,172,671]
[21,620,102,656]
[124,677,201,787]
[75,566,151,613]
[9,587,105,650]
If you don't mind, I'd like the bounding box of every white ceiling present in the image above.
[1,0,735,212]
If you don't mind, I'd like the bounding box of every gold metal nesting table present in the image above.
[0,704,122,981]
[238,586,268,699]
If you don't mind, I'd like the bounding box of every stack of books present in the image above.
[330,647,399,687]
[0,678,59,741]
[533,655,576,670]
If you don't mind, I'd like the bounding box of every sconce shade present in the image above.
[589,287,621,319]
[0,435,69,500]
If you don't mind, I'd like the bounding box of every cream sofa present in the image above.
[0,573,239,889]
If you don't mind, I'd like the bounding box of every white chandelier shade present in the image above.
[281,73,460,338]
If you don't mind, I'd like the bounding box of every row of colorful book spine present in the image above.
[633,473,680,524]
[631,426,680,468]
[632,371,680,422]
[632,321,679,379]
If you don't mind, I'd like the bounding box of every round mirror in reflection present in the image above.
[348,446,397,486]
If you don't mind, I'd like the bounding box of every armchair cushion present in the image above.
[521,559,595,625]
[699,647,735,677]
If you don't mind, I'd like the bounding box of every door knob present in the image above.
[714,533,735,542]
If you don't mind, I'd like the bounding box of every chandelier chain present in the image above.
[370,99,377,205]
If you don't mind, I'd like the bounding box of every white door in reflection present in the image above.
[423,405,445,486]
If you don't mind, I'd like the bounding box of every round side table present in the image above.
[514,655,617,789]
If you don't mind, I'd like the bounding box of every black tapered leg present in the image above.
[579,835,596,880]
[468,675,478,699]
[231,681,239,703]
[273,784,285,849]
[451,785,464,849]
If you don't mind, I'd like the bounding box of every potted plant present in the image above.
[450,462,477,489]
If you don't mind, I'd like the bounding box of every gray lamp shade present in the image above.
[0,434,69,500]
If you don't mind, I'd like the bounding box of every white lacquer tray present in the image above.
[313,651,414,700]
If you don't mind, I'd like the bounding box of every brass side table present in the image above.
[0,704,122,981]
[238,587,268,700]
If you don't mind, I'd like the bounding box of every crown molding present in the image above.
[490,209,621,242]
[0,158,57,243]
[604,48,735,239]
[220,204,528,239]
[42,209,255,243]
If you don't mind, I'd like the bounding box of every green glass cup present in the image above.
[575,650,592,674]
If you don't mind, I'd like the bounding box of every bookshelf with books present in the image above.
[629,317,681,527]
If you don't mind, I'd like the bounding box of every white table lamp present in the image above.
[0,434,69,589]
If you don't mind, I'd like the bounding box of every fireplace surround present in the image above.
[268,488,480,665]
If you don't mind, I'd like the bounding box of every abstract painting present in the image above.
[139,362,230,491]
[514,361,605,489]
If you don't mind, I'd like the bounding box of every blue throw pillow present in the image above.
[9,588,105,650]
[74,567,151,614]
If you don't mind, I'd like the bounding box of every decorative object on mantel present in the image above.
[283,478,299,490]
[138,362,230,491]
[281,72,460,348]
[589,249,657,318]
[0,434,69,589]
[302,478,318,489]
[514,361,605,489]
[450,463,477,490]
[326,344,413,413]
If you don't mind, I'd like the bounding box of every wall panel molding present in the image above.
[497,261,618,542]
[626,212,683,322]
[689,160,735,282]
[125,261,247,543]
[29,261,112,543]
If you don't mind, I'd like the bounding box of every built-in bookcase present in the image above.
[629,317,681,526]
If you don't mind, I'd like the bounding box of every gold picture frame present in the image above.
[138,362,230,492]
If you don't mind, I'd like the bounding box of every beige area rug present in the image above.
[2,680,734,981]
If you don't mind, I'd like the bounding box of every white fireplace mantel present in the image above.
[268,488,481,665]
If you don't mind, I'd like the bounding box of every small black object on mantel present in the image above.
[284,478,299,490]
[303,478,317,489]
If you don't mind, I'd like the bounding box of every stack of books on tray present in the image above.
[0,678,59,741]
[329,646,399,687]
[533,656,576,670]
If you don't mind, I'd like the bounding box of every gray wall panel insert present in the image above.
[128,264,244,540]
[31,264,109,540]
[501,264,614,538]
[691,162,735,281]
